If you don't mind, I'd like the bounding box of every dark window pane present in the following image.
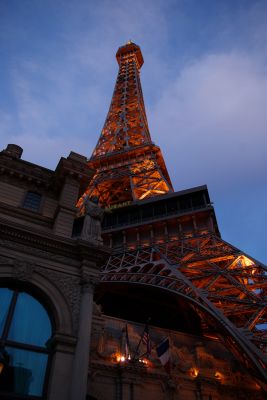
[142,206,153,219]
[192,194,205,208]
[22,192,41,212]
[166,200,178,214]
[129,210,140,223]
[72,216,84,237]
[8,292,51,347]
[103,213,117,228]
[117,212,128,225]
[179,197,191,210]
[0,288,13,337]
[154,203,166,216]
[0,347,48,397]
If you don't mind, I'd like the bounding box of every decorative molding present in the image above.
[13,259,35,281]
[0,222,111,266]
[81,267,100,288]
[0,238,78,266]
[0,255,14,265]
[0,202,53,228]
[36,267,81,332]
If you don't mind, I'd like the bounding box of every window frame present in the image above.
[0,288,53,399]
[21,192,43,213]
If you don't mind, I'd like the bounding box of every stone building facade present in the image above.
[88,315,264,400]
[0,144,110,400]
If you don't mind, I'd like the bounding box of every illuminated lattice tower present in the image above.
[85,42,172,207]
[80,42,267,391]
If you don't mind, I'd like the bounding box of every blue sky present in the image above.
[0,0,266,263]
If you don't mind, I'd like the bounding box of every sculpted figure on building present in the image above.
[80,195,104,243]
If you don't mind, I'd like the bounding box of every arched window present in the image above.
[0,288,52,398]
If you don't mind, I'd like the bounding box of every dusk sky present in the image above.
[0,0,266,263]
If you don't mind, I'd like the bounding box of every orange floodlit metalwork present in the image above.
[100,234,267,385]
[83,42,173,207]
[82,42,267,389]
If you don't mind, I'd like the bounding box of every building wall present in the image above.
[88,314,265,400]
[0,144,110,400]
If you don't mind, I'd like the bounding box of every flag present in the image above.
[125,323,130,359]
[156,337,171,373]
[142,324,152,355]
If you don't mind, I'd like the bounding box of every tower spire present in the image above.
[92,42,150,157]
[85,42,173,207]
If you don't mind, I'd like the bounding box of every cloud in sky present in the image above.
[0,0,266,262]
[151,51,267,191]
[150,49,267,262]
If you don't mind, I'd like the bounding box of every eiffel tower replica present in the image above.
[80,42,267,389]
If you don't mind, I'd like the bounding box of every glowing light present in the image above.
[215,371,223,380]
[138,358,149,365]
[0,349,8,375]
[139,190,152,200]
[255,383,261,390]
[116,354,126,363]
[203,333,219,340]
[115,353,149,366]
[237,255,254,268]
[190,367,199,378]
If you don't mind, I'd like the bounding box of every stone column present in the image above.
[53,175,80,238]
[69,268,97,400]
[47,333,77,400]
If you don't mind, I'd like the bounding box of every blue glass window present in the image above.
[8,292,51,346]
[22,192,42,212]
[0,288,52,398]
[2,348,48,397]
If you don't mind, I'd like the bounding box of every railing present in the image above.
[102,204,212,231]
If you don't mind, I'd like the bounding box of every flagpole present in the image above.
[138,340,158,359]
[132,328,145,361]
[125,323,130,359]
[132,318,150,361]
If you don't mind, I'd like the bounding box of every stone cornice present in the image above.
[0,152,56,190]
[89,360,168,380]
[55,156,94,194]
[0,218,111,265]
[55,156,93,180]
[0,148,94,195]
[0,202,53,228]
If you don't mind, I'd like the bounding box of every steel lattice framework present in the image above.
[100,233,267,384]
[81,42,267,389]
[81,42,173,207]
